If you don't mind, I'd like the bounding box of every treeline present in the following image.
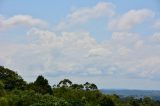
[0,66,160,106]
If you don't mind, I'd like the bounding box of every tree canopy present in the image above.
[0,66,26,90]
[0,66,160,106]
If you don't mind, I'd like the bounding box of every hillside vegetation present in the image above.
[0,66,160,106]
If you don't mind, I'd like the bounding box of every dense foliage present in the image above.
[0,66,160,106]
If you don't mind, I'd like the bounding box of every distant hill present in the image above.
[101,89,160,101]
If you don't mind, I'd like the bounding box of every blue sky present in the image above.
[0,0,160,90]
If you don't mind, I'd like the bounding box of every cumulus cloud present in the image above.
[111,32,138,41]
[153,20,160,29]
[1,28,160,81]
[108,9,154,31]
[87,47,111,57]
[56,2,115,30]
[68,2,115,23]
[151,32,160,41]
[134,57,160,78]
[2,29,98,77]
[0,15,48,31]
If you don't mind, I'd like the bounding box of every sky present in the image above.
[0,0,160,90]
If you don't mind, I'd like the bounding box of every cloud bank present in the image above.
[1,29,160,81]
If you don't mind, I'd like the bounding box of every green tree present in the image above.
[70,84,84,90]
[90,83,98,90]
[57,79,72,88]
[84,82,98,91]
[31,75,52,94]
[84,82,90,91]
[0,66,26,90]
[0,81,6,96]
[141,97,154,106]
[0,97,8,106]
[99,95,115,106]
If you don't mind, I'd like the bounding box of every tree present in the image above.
[84,82,98,91]
[57,79,72,88]
[0,81,6,96]
[70,84,84,90]
[99,96,115,106]
[0,66,26,90]
[90,83,98,90]
[84,82,90,91]
[31,75,52,94]
[0,97,8,106]
[142,97,154,106]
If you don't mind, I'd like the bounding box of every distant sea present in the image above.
[101,89,160,101]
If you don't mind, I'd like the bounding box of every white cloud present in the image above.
[87,47,111,57]
[1,29,160,81]
[110,32,143,49]
[117,46,131,56]
[27,28,57,45]
[111,32,138,41]
[108,9,154,31]
[68,2,115,23]
[151,32,160,41]
[86,67,102,75]
[56,2,115,30]
[0,15,48,31]
[153,20,160,29]
[129,56,160,79]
